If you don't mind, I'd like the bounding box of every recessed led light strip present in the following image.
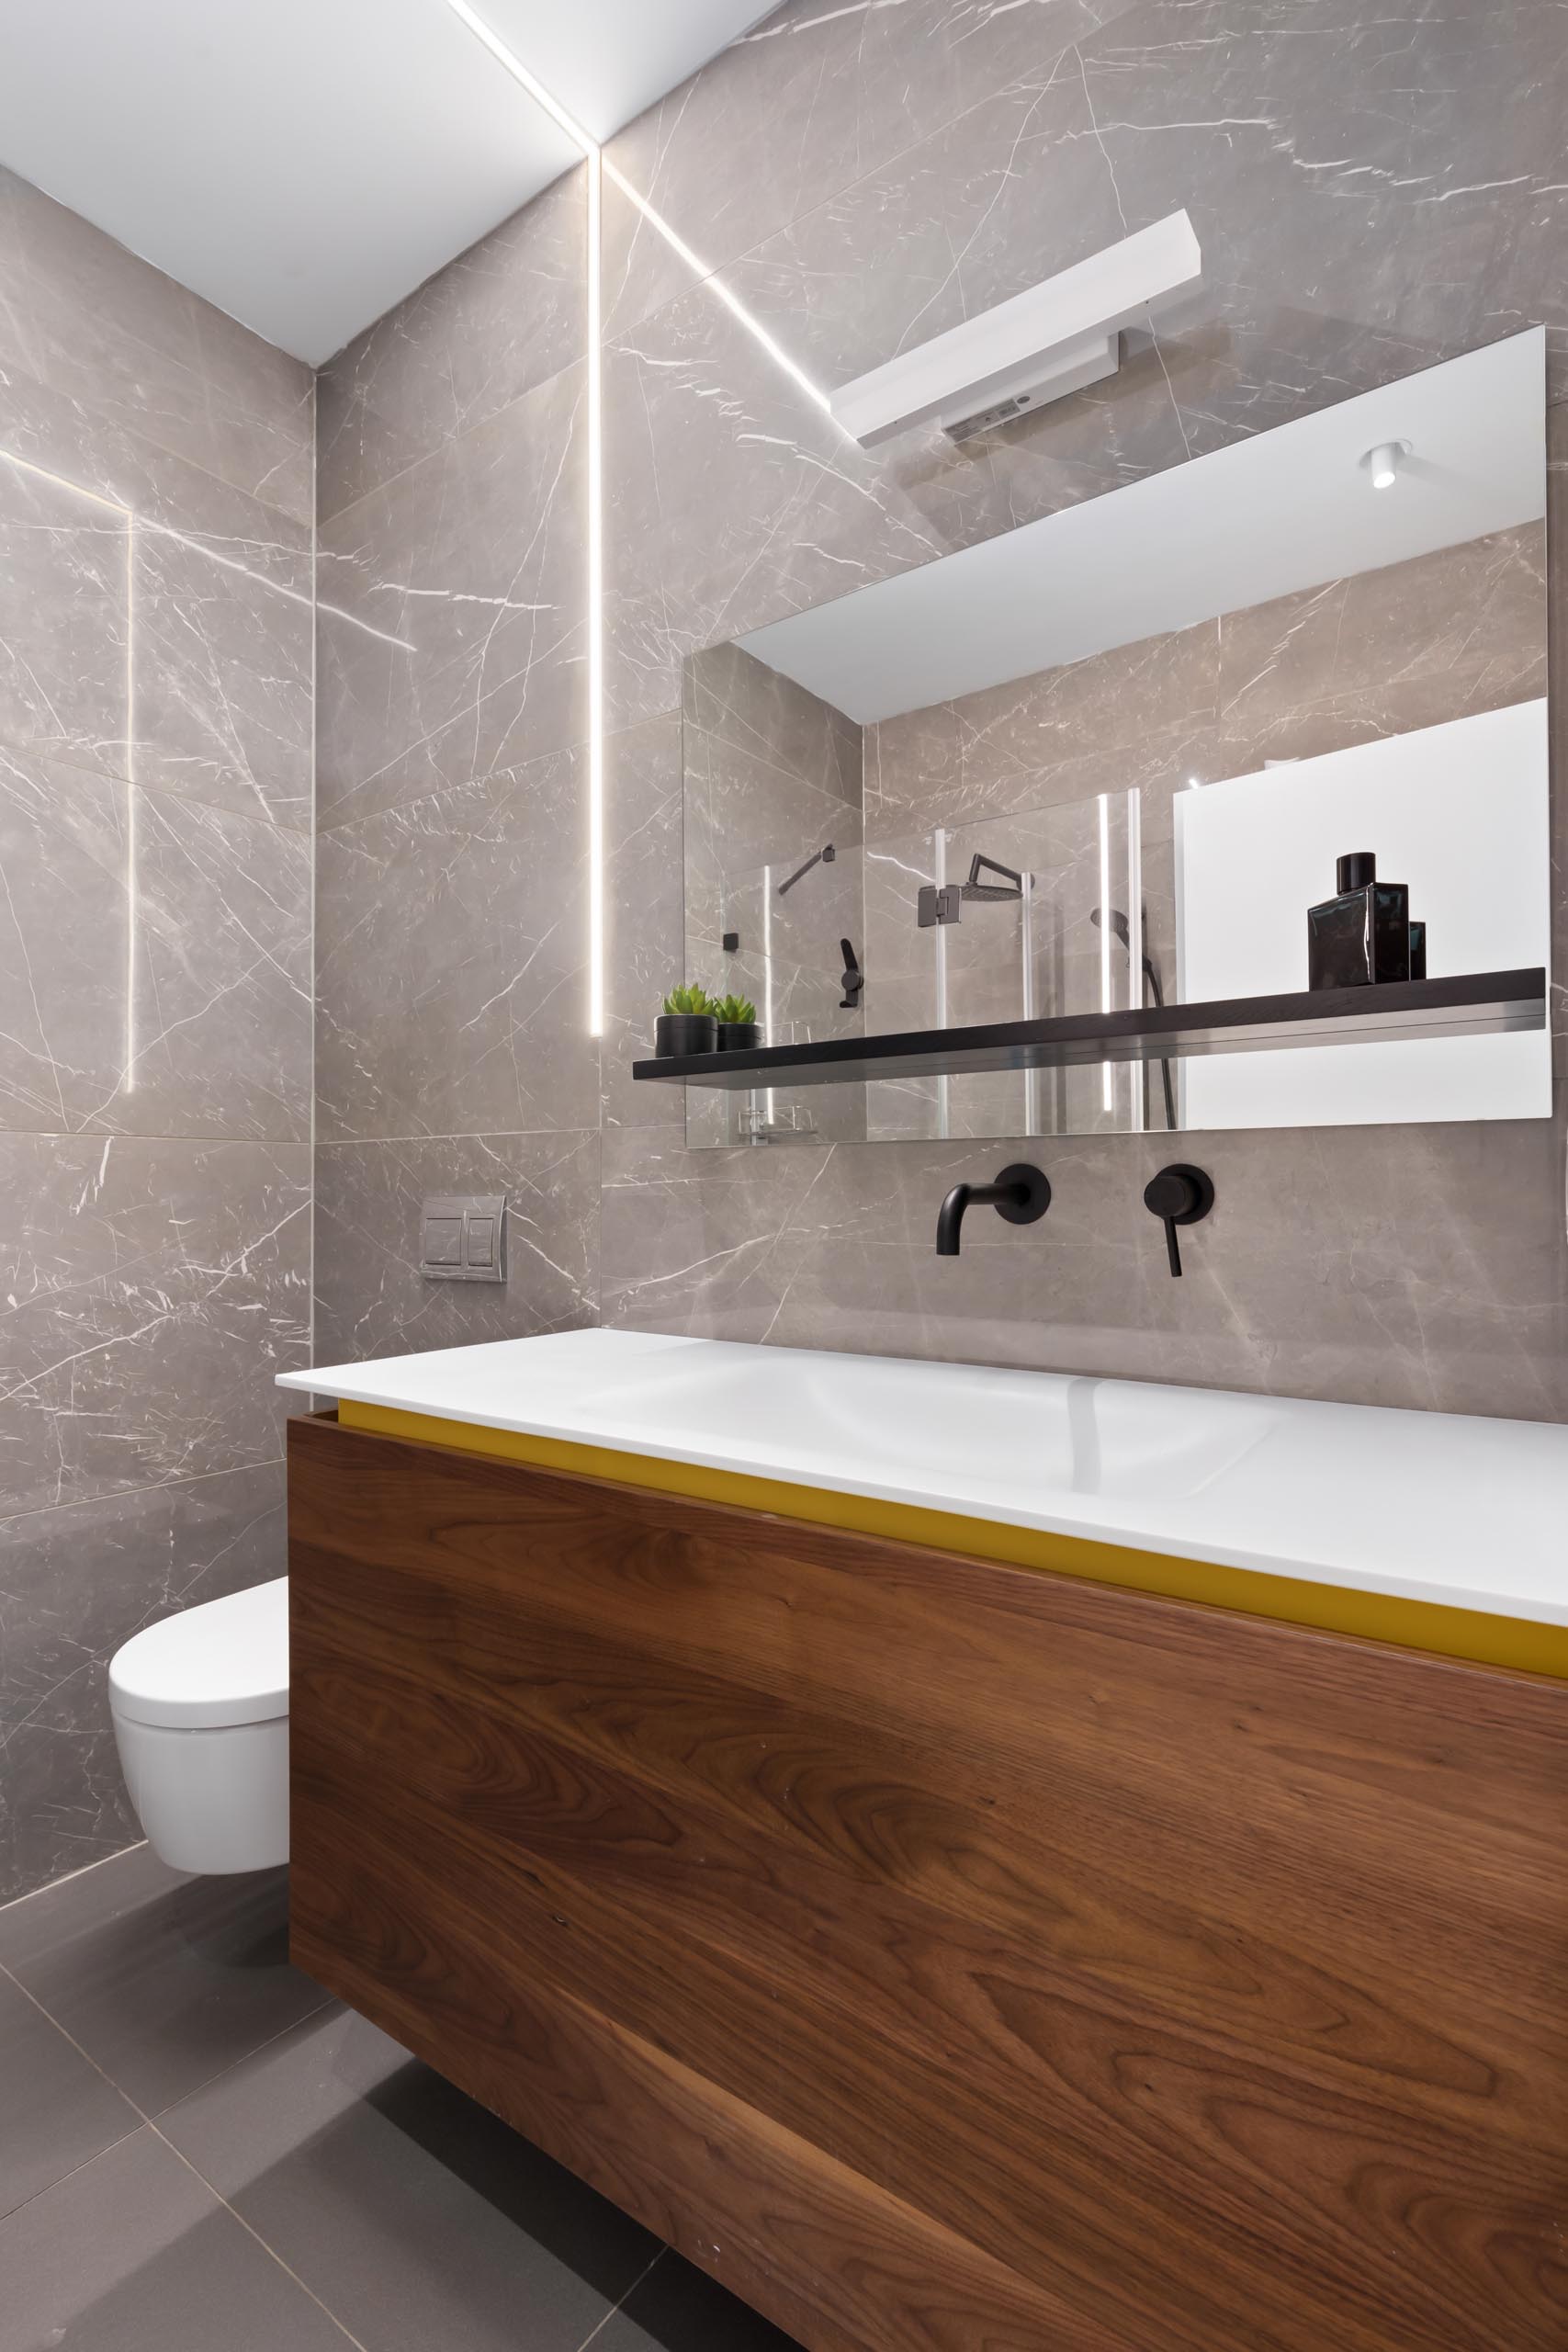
[440,0,604,1035]
[442,0,837,1036]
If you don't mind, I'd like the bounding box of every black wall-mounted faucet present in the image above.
[839,938,864,1011]
[1144,1164,1213,1277]
[936,1162,1051,1256]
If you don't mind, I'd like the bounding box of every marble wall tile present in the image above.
[131,523,314,829]
[0,166,314,526]
[0,751,127,1133]
[0,753,311,1143]
[1215,524,1547,744]
[864,523,1547,849]
[601,715,686,1136]
[0,1461,285,1903]
[604,300,954,735]
[600,1125,830,1343]
[603,1114,1568,1420]
[318,166,588,525]
[683,642,862,804]
[127,790,312,1142]
[1068,0,1568,449]
[312,1130,599,1367]
[602,0,1121,339]
[0,360,313,600]
[0,1134,310,1522]
[0,168,312,1900]
[0,452,130,780]
[682,643,864,965]
[0,357,314,830]
[869,623,1222,839]
[315,749,596,1145]
[316,361,588,834]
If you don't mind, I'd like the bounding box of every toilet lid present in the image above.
[109,1577,288,1729]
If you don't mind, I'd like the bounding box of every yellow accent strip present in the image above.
[339,1400,1568,1680]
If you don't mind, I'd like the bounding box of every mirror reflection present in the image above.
[681,329,1550,1145]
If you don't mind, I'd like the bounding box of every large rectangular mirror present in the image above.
[679,330,1549,1145]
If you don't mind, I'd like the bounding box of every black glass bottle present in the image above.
[1408,919,1427,981]
[1306,852,1411,989]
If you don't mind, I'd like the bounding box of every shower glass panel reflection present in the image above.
[687,791,1145,1147]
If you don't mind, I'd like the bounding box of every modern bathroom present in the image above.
[2,4,1564,2347]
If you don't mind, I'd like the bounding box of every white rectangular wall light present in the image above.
[830,210,1202,447]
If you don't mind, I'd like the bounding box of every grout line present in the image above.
[0,2112,145,2228]
[0,1128,310,1147]
[0,1959,370,2349]
[0,1841,149,1913]
[574,2246,667,2350]
[143,2114,376,2351]
[144,1996,340,2126]
[0,1456,287,1537]
[315,1124,602,1148]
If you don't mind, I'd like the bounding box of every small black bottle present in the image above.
[1306,852,1411,989]
[1408,919,1427,981]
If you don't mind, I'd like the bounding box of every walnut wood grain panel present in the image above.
[287,1412,1568,2352]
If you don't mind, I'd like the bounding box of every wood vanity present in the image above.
[287,1404,1568,2352]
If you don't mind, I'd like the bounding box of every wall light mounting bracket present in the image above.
[829,210,1202,448]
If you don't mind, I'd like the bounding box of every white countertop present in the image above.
[279,1329,1568,1629]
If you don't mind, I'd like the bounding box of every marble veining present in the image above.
[317,164,588,527]
[0,1134,310,1526]
[0,752,311,1142]
[316,360,588,834]
[0,179,314,1898]
[0,166,315,527]
[312,1131,599,1368]
[315,747,595,1145]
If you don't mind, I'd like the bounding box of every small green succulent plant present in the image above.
[712,993,757,1025]
[661,981,715,1017]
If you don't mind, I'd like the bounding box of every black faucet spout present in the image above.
[935,1163,1050,1255]
[936,1182,982,1255]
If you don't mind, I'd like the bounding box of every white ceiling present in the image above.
[0,0,769,364]
[740,331,1547,724]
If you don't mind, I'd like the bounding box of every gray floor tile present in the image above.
[592,2255,804,2351]
[161,2002,662,2352]
[0,2125,354,2351]
[0,1970,140,2220]
[0,1844,329,2112]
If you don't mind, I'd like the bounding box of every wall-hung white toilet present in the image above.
[108,1577,289,1874]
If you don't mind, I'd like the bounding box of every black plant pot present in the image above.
[655,1012,717,1057]
[716,1021,761,1052]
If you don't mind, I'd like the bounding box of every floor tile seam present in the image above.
[574,2245,669,2351]
[0,1974,143,2234]
[142,2110,378,2351]
[145,1992,341,2124]
[2,1948,367,2343]
[3,1940,658,2352]
[0,1953,157,2113]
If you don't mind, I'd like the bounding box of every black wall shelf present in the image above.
[631,968,1546,1092]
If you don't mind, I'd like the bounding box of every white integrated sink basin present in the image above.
[278,1326,1568,1633]
[588,1349,1278,1504]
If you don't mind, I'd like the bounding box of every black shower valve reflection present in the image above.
[1143,1164,1214,1278]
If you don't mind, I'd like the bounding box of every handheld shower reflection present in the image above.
[777,842,835,896]
[1090,905,1176,1131]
